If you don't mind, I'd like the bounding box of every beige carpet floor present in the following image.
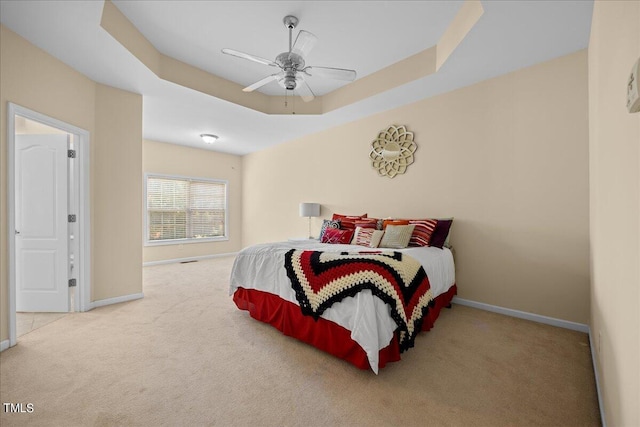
[1,256,600,426]
[16,312,69,338]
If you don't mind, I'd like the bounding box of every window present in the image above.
[145,174,228,244]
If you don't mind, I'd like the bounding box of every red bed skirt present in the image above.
[232,284,457,371]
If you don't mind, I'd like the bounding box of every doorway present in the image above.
[7,103,91,347]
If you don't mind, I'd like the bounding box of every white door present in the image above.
[15,134,69,312]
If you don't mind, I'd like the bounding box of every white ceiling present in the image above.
[0,1,593,156]
[114,1,463,96]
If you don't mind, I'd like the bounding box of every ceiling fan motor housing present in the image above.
[275,52,305,90]
[275,52,305,70]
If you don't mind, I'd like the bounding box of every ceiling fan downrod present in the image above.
[283,15,299,53]
[279,15,302,90]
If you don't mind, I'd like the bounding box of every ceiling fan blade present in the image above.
[290,30,318,58]
[303,66,357,81]
[243,73,281,92]
[295,75,315,102]
[222,48,277,67]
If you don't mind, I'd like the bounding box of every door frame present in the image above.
[7,103,91,347]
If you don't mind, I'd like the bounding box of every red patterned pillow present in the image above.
[332,213,367,230]
[408,219,438,247]
[318,219,341,240]
[321,227,355,244]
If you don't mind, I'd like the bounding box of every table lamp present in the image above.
[299,203,320,239]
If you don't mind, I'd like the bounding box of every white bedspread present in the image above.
[229,240,455,373]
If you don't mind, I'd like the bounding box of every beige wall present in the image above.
[92,84,143,300]
[243,50,590,324]
[0,25,143,341]
[588,1,640,425]
[142,140,242,263]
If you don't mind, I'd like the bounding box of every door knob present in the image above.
[15,230,20,235]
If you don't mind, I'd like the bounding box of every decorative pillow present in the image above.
[408,219,438,247]
[429,219,453,249]
[332,213,367,230]
[321,227,355,244]
[382,219,410,230]
[318,219,341,240]
[354,218,378,229]
[379,224,415,249]
[352,227,385,248]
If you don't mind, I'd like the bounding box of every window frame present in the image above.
[144,173,229,246]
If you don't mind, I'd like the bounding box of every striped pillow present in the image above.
[379,224,415,249]
[353,227,384,248]
[408,219,438,247]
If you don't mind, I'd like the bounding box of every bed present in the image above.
[229,239,456,373]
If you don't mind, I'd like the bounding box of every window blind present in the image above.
[146,175,227,242]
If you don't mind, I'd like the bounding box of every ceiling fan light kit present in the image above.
[222,15,357,103]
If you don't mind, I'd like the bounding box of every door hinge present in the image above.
[68,279,77,287]
[68,149,76,158]
[68,214,77,223]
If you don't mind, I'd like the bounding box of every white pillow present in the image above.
[379,224,415,249]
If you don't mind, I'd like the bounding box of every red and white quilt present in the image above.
[284,250,434,352]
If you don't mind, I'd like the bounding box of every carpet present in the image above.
[0,256,600,426]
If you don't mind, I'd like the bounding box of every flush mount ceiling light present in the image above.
[200,134,219,144]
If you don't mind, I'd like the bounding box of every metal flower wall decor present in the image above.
[369,125,417,178]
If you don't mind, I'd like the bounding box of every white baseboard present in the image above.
[143,252,238,267]
[452,297,589,333]
[90,292,144,310]
[0,339,9,352]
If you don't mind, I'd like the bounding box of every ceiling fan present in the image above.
[221,15,357,102]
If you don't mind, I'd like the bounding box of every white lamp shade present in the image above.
[299,202,320,217]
